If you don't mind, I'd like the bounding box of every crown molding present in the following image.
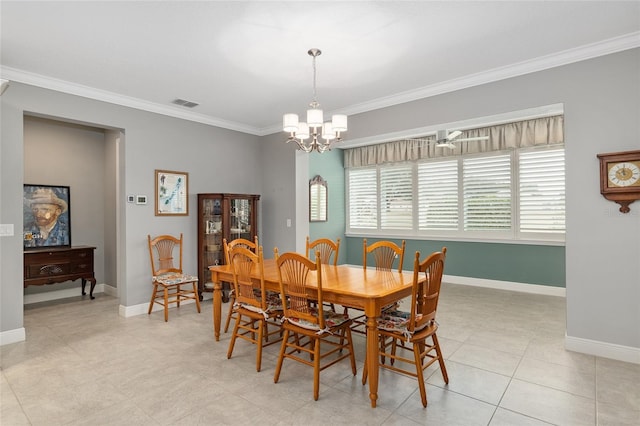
[2,32,638,137]
[0,66,260,135]
[336,31,640,119]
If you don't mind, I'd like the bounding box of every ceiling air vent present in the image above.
[171,98,199,108]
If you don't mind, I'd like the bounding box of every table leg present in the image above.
[366,315,379,408]
[213,280,223,341]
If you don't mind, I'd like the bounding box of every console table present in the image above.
[24,246,97,299]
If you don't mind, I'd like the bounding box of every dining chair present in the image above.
[305,236,340,266]
[362,248,449,407]
[147,233,201,322]
[226,244,283,372]
[273,248,357,401]
[305,236,340,312]
[349,239,406,333]
[363,238,406,272]
[223,236,259,333]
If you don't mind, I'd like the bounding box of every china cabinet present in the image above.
[197,193,259,299]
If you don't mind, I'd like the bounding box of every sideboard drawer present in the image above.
[27,262,71,279]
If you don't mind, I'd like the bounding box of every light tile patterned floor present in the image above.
[1,284,638,425]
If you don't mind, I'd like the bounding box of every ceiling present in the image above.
[2,1,639,137]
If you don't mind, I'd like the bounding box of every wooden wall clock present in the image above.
[597,150,640,213]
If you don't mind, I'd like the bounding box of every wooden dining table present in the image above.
[209,260,418,408]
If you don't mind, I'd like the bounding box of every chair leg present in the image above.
[413,342,428,407]
[224,294,236,333]
[163,287,169,322]
[346,327,357,375]
[148,283,158,314]
[313,337,321,401]
[274,329,289,383]
[193,282,201,313]
[361,353,368,385]
[433,333,449,384]
[256,319,264,372]
[227,312,241,360]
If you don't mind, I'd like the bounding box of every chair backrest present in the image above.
[363,239,406,272]
[148,233,184,276]
[274,248,325,329]
[228,244,266,311]
[408,247,447,333]
[305,236,340,266]
[224,236,259,265]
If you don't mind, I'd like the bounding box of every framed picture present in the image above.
[155,170,188,216]
[23,184,71,249]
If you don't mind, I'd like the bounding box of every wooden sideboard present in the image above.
[24,246,97,299]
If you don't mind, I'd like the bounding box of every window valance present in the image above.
[344,115,564,168]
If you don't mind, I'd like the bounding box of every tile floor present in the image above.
[1,284,638,425]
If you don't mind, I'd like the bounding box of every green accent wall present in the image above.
[308,149,347,264]
[310,149,566,287]
[344,237,565,287]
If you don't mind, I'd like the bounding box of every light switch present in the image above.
[286,219,291,228]
[0,224,14,236]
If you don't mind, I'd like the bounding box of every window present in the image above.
[348,168,377,229]
[380,165,413,230]
[347,146,565,242]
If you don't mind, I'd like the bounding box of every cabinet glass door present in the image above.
[229,198,252,241]
[201,197,223,284]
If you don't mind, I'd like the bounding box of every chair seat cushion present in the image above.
[237,290,283,314]
[154,273,198,285]
[377,309,429,336]
[288,308,350,331]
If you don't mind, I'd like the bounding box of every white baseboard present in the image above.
[565,334,640,364]
[119,295,209,318]
[444,274,566,297]
[23,283,113,305]
[0,327,26,346]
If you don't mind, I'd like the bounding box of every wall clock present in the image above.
[597,150,640,213]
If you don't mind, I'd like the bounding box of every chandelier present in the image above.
[283,48,347,153]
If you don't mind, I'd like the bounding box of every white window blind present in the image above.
[380,165,413,230]
[418,160,458,230]
[519,148,565,234]
[463,155,511,231]
[348,168,377,229]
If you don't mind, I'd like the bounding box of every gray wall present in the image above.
[1,48,638,359]
[23,116,107,295]
[1,82,262,335]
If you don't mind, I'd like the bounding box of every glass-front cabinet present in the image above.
[197,193,260,300]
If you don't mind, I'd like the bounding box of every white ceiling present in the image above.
[1,1,639,136]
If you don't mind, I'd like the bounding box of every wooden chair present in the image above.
[223,236,258,333]
[273,248,357,401]
[305,237,340,311]
[363,238,406,272]
[349,239,406,333]
[305,236,340,266]
[226,245,283,372]
[362,248,449,407]
[147,233,201,322]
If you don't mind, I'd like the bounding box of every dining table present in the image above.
[209,259,418,408]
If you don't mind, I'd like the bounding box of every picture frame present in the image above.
[155,169,188,216]
[23,184,71,249]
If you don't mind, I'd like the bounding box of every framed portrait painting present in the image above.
[155,169,189,216]
[23,184,71,249]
